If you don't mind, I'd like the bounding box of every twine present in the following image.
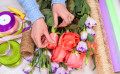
[20,30,34,57]
[86,0,114,74]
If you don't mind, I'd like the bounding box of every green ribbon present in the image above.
[0,40,21,67]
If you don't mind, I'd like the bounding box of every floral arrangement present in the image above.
[22,0,98,74]
[0,0,97,74]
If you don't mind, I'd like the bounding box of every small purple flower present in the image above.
[23,56,33,63]
[67,67,74,71]
[40,68,49,74]
[76,41,88,52]
[86,28,95,36]
[51,62,59,73]
[55,67,69,74]
[80,31,88,41]
[22,64,32,74]
[85,17,97,28]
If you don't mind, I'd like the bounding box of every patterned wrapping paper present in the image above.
[86,0,114,74]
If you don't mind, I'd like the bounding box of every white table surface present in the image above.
[0,0,97,74]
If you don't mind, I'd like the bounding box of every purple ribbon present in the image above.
[0,12,15,32]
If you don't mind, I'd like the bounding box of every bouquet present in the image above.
[0,0,98,74]
[22,0,98,74]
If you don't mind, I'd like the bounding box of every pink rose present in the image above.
[59,32,80,51]
[65,53,85,68]
[47,33,59,49]
[52,46,67,62]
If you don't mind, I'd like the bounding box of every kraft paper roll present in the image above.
[86,0,114,74]
[20,30,34,57]
[99,0,120,72]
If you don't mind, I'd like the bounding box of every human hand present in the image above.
[31,18,54,48]
[52,3,74,27]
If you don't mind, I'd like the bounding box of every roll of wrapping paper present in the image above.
[99,0,120,72]
[20,30,34,57]
[86,0,114,74]
[106,1,120,54]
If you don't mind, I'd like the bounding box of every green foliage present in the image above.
[85,48,90,64]
[47,16,54,26]
[92,55,96,70]
[68,0,75,13]
[75,0,84,12]
[78,14,88,26]
[87,34,94,43]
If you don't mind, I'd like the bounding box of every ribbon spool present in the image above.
[0,41,21,67]
[0,12,18,35]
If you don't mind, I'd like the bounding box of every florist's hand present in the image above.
[31,18,54,48]
[52,3,74,27]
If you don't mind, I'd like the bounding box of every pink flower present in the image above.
[47,33,59,49]
[52,46,67,62]
[65,53,85,68]
[59,32,80,51]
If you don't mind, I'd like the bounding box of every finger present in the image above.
[58,21,67,27]
[70,14,74,21]
[44,31,55,43]
[53,13,58,28]
[33,35,47,48]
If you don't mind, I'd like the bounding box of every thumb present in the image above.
[44,31,55,43]
[53,13,58,28]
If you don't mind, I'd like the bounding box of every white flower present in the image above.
[86,28,95,36]
[43,50,52,59]
[85,17,97,28]
[22,64,32,74]
[55,67,69,74]
[40,68,49,74]
[23,56,33,63]
[76,41,88,52]
[51,62,59,73]
[81,31,88,41]
[67,67,74,71]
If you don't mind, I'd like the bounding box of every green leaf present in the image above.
[47,16,54,26]
[41,1,48,9]
[91,47,98,55]
[92,55,96,70]
[78,14,88,26]
[85,49,90,64]
[47,64,52,73]
[67,24,81,29]
[38,55,42,69]
[84,3,90,14]
[87,34,94,43]
[68,0,75,13]
[78,3,91,15]
[60,63,67,70]
[75,0,84,12]
[41,9,52,16]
